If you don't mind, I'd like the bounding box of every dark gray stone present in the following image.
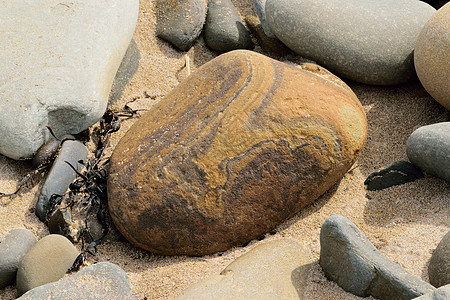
[36,140,88,222]
[406,122,450,182]
[414,285,450,300]
[265,0,436,85]
[16,234,79,296]
[364,161,424,190]
[155,0,207,51]
[0,229,37,289]
[18,262,135,300]
[320,215,436,299]
[204,0,253,52]
[428,231,450,288]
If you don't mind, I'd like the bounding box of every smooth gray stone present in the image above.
[0,0,139,160]
[428,231,450,288]
[155,0,208,51]
[414,285,450,300]
[18,262,136,300]
[204,0,254,52]
[16,234,79,296]
[0,229,37,289]
[265,0,436,85]
[177,239,312,299]
[406,122,450,182]
[253,0,275,38]
[320,215,436,300]
[36,140,88,222]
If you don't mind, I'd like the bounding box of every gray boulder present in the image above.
[36,140,88,222]
[428,231,450,288]
[0,229,37,289]
[18,262,135,300]
[16,234,79,296]
[155,0,208,51]
[406,122,450,182]
[204,0,253,52]
[253,0,275,38]
[265,0,436,85]
[177,239,312,299]
[0,0,139,160]
[320,215,436,299]
[414,285,450,300]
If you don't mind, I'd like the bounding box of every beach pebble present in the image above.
[108,50,367,256]
[414,3,450,111]
[0,0,139,160]
[36,140,88,222]
[0,229,37,289]
[16,234,79,296]
[320,215,436,299]
[177,239,311,299]
[204,0,253,52]
[18,262,135,300]
[414,285,450,300]
[428,231,450,288]
[265,0,436,85]
[253,0,275,38]
[364,161,424,191]
[406,122,450,182]
[155,0,207,51]
[244,15,292,57]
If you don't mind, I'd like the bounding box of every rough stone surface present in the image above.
[266,0,436,85]
[18,262,135,300]
[428,231,450,288]
[253,0,275,38]
[320,215,436,299]
[16,234,79,296]
[244,15,292,57]
[204,0,253,52]
[176,239,312,299]
[108,50,367,256]
[414,285,450,300]
[0,0,139,160]
[155,0,207,51]
[36,140,88,222]
[406,122,450,182]
[0,229,37,289]
[414,3,450,110]
[364,161,424,191]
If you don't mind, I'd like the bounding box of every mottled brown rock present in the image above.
[108,50,367,256]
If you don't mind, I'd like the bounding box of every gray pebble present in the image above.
[414,285,450,300]
[0,229,36,289]
[428,231,450,288]
[320,215,435,299]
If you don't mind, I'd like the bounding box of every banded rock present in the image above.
[108,50,367,256]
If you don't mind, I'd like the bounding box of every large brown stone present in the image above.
[108,50,367,256]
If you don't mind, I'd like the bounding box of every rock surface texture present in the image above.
[176,239,312,299]
[18,262,135,300]
[428,231,450,288]
[16,234,79,296]
[415,3,450,110]
[265,0,436,85]
[0,0,139,160]
[0,229,36,289]
[413,285,450,300]
[155,0,207,51]
[406,122,450,182]
[108,50,367,256]
[204,0,253,52]
[320,215,436,299]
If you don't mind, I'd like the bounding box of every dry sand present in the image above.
[1,1,449,299]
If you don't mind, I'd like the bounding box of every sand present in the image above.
[1,0,449,299]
